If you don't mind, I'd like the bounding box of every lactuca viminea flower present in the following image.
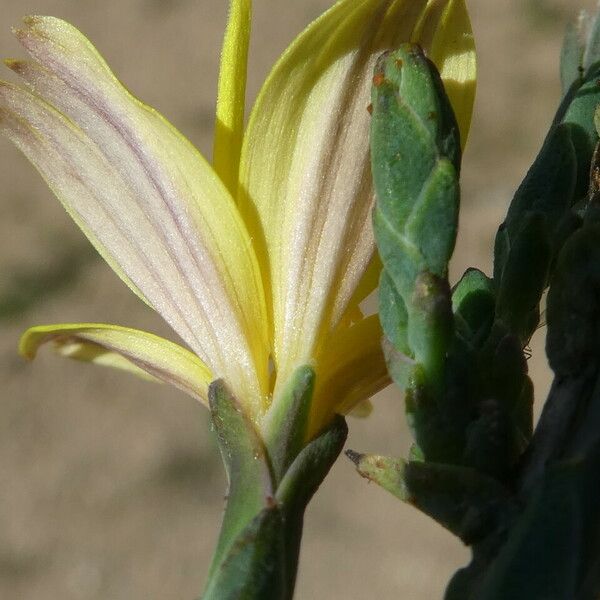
[2,0,475,440]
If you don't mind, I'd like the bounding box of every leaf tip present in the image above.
[345,448,363,466]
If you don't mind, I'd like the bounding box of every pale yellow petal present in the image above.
[20,323,212,403]
[349,399,374,418]
[308,315,390,437]
[213,0,252,195]
[339,253,383,326]
[3,17,269,413]
[239,0,475,397]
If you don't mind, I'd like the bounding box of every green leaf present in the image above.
[495,212,552,344]
[202,506,285,600]
[347,452,515,544]
[373,205,424,302]
[381,337,416,392]
[276,415,348,510]
[371,45,461,292]
[404,158,460,278]
[493,123,577,290]
[371,45,463,461]
[474,457,593,600]
[379,270,410,354]
[546,222,600,376]
[275,416,348,595]
[494,58,600,291]
[560,21,584,96]
[462,397,517,479]
[406,271,453,394]
[501,124,577,243]
[345,452,409,501]
[262,366,315,483]
[452,268,495,345]
[489,333,528,412]
[379,270,416,392]
[583,10,600,71]
[206,380,274,582]
[562,79,600,198]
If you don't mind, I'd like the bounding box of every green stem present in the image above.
[201,378,347,600]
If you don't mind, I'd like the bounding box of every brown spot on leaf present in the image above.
[372,72,385,87]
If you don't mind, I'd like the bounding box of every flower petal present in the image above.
[339,253,383,326]
[213,0,252,195]
[308,314,390,437]
[2,17,269,413]
[20,323,212,403]
[348,399,374,418]
[239,0,475,393]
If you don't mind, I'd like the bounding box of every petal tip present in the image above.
[15,16,51,43]
[4,59,25,73]
[22,15,42,28]
[18,332,38,361]
[12,27,29,44]
[22,15,71,34]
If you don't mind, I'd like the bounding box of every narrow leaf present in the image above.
[207,381,274,580]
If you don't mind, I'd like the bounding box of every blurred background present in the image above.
[0,0,596,598]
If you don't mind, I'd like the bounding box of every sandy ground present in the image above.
[0,0,596,598]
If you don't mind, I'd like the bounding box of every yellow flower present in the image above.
[3,0,475,438]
